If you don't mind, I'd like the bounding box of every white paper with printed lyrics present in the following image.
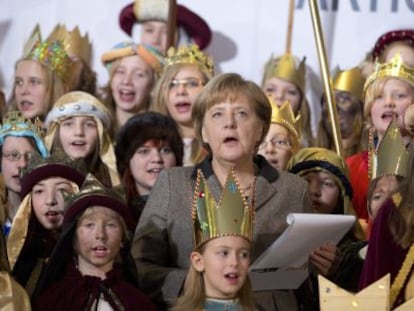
[249,213,356,291]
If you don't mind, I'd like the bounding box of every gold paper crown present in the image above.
[269,98,301,145]
[318,274,414,310]
[192,169,254,249]
[0,111,48,158]
[1,111,43,139]
[332,66,365,102]
[23,24,42,57]
[364,53,414,95]
[164,44,214,78]
[26,39,73,84]
[263,53,306,94]
[368,120,409,180]
[47,24,92,65]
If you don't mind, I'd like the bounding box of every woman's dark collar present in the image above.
[191,154,279,182]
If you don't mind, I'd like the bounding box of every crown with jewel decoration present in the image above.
[364,53,414,95]
[332,66,365,102]
[24,37,73,84]
[46,24,92,65]
[0,111,48,157]
[269,98,301,148]
[368,120,409,180]
[192,168,254,249]
[1,111,42,136]
[164,44,214,78]
[262,53,306,94]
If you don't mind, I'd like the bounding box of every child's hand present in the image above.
[309,243,341,277]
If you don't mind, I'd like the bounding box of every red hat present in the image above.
[119,2,212,50]
[372,29,414,60]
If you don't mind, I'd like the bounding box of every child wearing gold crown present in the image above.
[46,24,98,97]
[150,44,214,166]
[8,26,72,121]
[258,97,301,171]
[360,144,414,309]
[133,73,312,311]
[316,66,366,158]
[288,147,366,310]
[261,53,314,148]
[172,169,255,311]
[364,120,409,238]
[44,91,120,187]
[346,53,414,235]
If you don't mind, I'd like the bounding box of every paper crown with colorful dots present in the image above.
[192,168,254,249]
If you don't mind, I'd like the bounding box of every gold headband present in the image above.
[364,53,414,94]
[164,44,214,78]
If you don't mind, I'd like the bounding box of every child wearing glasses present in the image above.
[172,169,255,311]
[261,53,313,148]
[258,98,301,171]
[0,111,48,236]
[150,44,214,166]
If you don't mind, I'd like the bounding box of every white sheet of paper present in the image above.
[250,213,356,291]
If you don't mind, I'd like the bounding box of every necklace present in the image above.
[243,177,257,208]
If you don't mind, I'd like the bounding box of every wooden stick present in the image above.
[166,0,177,52]
[285,0,295,54]
[308,0,343,157]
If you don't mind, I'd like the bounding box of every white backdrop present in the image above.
[0,0,413,129]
